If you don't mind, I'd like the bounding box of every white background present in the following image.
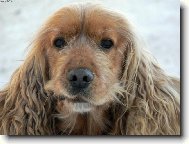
[0,0,185,143]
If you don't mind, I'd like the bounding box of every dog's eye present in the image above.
[53,37,66,49]
[100,39,114,49]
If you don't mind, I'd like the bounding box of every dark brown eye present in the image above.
[53,37,66,49]
[100,39,114,49]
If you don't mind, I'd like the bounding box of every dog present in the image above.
[0,3,180,135]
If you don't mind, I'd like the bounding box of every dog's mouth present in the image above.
[58,96,93,113]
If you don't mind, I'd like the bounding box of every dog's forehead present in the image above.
[46,5,123,36]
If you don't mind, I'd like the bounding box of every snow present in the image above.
[0,0,180,88]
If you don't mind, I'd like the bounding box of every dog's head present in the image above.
[31,4,136,114]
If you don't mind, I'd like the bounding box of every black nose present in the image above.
[67,68,94,90]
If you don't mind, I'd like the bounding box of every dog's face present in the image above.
[43,5,129,114]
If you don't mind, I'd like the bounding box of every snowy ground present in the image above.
[0,0,180,88]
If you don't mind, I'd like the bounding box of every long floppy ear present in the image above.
[0,37,55,135]
[112,27,180,135]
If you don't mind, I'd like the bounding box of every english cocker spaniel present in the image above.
[0,4,180,135]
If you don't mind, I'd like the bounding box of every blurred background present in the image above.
[0,0,180,88]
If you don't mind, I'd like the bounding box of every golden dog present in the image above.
[0,4,180,135]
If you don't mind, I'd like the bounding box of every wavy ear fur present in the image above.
[0,40,54,135]
[112,29,180,135]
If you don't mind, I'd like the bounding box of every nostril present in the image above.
[71,75,77,81]
[68,74,78,81]
[83,76,89,82]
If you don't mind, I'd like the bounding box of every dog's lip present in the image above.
[69,98,87,103]
[58,95,88,103]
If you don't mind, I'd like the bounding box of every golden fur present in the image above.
[0,4,180,135]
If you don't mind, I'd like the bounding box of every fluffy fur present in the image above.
[0,4,180,135]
